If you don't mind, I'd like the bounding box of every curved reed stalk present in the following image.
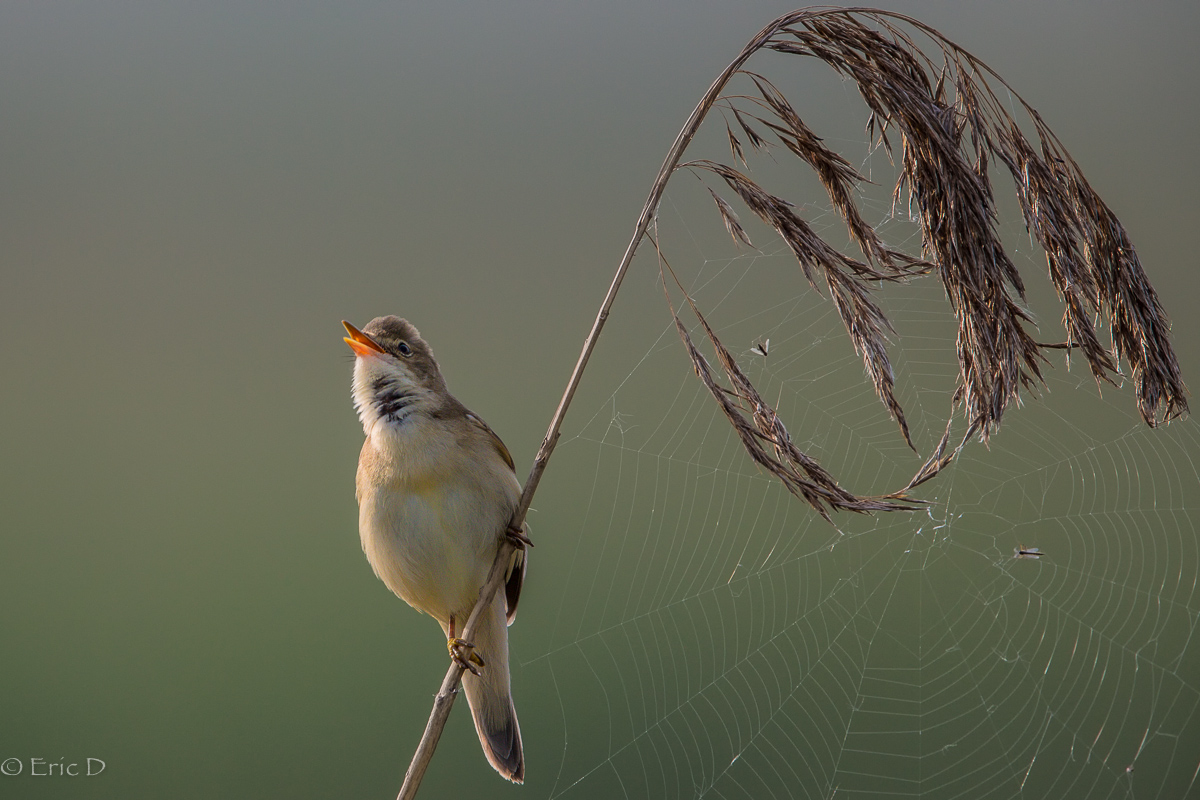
[397,7,1186,796]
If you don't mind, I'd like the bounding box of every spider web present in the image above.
[523,134,1200,799]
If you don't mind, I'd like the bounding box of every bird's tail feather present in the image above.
[456,591,524,783]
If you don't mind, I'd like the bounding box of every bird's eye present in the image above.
[397,342,413,357]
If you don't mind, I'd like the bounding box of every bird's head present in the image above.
[343,316,449,436]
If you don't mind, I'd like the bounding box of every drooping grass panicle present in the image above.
[661,7,1186,506]
[765,9,1184,430]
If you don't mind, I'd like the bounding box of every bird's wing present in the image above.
[466,412,515,471]
[465,411,525,623]
[504,546,527,626]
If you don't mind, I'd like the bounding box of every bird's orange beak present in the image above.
[343,320,386,358]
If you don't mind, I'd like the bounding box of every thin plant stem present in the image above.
[506,20,779,528]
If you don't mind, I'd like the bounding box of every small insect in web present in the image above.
[750,339,770,357]
[1014,546,1045,560]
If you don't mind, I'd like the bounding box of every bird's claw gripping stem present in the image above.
[506,526,534,549]
[447,637,485,676]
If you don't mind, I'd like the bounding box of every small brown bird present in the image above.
[343,316,527,782]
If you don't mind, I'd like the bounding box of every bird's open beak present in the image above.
[343,321,386,358]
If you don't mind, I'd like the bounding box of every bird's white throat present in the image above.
[351,358,432,440]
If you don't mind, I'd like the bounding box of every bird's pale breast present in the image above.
[357,417,518,621]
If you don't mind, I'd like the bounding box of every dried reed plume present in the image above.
[399,8,1187,796]
[664,7,1186,504]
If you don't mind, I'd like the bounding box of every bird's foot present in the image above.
[506,525,534,549]
[447,637,486,676]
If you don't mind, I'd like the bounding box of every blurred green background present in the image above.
[2,1,1198,798]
